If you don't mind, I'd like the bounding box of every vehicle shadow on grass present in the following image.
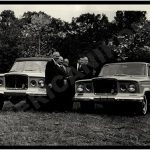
[2,101,15,111]
[2,101,149,117]
[73,103,149,117]
[2,100,73,113]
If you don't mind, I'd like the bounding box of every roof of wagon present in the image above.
[16,57,52,61]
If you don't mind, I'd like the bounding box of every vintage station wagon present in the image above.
[0,57,51,109]
[74,62,150,115]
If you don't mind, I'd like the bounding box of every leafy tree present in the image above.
[0,9,149,73]
[114,11,146,31]
[0,10,21,72]
[19,11,71,57]
[113,19,150,62]
[59,13,114,66]
[19,11,51,57]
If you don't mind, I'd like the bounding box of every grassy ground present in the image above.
[0,101,150,146]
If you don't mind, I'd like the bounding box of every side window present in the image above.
[148,66,150,76]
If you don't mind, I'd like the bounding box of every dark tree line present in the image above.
[0,10,149,73]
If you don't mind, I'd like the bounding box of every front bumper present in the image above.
[73,93,144,103]
[0,88,47,97]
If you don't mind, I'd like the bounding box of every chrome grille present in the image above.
[5,75,28,89]
[93,78,117,94]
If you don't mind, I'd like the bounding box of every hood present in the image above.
[4,71,45,77]
[76,75,149,83]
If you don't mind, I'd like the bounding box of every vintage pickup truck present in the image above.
[74,62,150,115]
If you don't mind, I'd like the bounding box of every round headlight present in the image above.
[77,84,84,93]
[128,84,136,93]
[120,84,126,92]
[38,80,44,88]
[0,79,3,86]
[85,84,92,92]
[30,80,37,87]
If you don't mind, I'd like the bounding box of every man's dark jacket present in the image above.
[45,58,74,111]
[45,58,67,86]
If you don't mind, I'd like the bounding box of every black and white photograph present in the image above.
[0,2,150,147]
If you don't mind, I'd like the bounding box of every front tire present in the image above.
[0,95,4,110]
[138,96,148,115]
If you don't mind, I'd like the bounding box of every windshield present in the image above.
[10,61,48,73]
[99,63,146,76]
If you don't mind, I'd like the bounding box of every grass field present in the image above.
[0,101,150,146]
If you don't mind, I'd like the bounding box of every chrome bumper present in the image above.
[74,94,144,103]
[0,88,47,97]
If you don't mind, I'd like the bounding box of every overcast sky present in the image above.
[0,5,150,22]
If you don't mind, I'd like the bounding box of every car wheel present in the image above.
[0,95,4,110]
[139,96,147,115]
[0,101,4,110]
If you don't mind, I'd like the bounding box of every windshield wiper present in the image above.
[23,69,35,71]
[9,70,16,72]
[114,74,127,76]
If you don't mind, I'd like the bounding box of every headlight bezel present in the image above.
[85,84,92,92]
[0,79,3,86]
[76,82,93,93]
[38,79,45,88]
[128,84,136,93]
[120,84,127,92]
[30,80,37,87]
[119,81,138,93]
[76,84,84,93]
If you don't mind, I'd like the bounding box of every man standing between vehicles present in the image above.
[63,58,75,111]
[45,52,68,111]
[63,58,73,77]
[76,56,94,79]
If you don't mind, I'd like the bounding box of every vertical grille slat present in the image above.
[93,78,117,94]
[5,75,28,89]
